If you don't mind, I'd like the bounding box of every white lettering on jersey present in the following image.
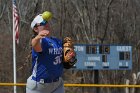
[49,48,54,54]
[53,55,62,65]
[49,48,63,55]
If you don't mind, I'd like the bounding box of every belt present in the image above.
[32,76,59,83]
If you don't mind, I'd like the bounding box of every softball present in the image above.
[42,11,53,21]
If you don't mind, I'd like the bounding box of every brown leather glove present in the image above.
[63,37,77,69]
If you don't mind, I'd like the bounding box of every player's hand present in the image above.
[36,30,50,40]
[31,30,50,51]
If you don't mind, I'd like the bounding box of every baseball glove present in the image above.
[63,37,77,69]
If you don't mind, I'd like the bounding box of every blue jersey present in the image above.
[31,37,63,80]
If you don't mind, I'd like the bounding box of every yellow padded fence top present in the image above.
[0,83,140,88]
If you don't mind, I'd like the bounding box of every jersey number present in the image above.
[53,55,62,65]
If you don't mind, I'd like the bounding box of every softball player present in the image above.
[26,14,64,93]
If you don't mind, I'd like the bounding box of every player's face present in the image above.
[37,23,51,31]
[35,21,51,33]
